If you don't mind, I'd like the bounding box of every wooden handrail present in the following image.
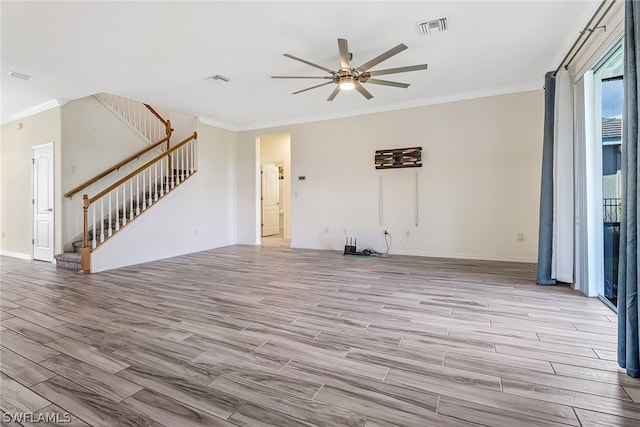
[89,132,197,204]
[64,134,171,199]
[144,104,168,126]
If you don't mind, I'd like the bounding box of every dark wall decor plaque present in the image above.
[375,147,422,169]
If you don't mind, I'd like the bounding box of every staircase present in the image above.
[55,96,198,273]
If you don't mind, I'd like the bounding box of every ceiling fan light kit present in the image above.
[339,75,355,91]
[272,38,428,101]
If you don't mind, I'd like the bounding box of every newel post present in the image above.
[165,119,172,139]
[81,194,91,273]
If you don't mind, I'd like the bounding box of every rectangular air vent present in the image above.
[416,17,448,36]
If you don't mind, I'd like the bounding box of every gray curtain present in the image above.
[618,0,640,378]
[536,72,557,285]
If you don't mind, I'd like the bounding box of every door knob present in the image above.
[46,208,53,212]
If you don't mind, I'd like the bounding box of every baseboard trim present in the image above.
[0,250,31,260]
[290,243,535,264]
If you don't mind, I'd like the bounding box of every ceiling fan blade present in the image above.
[355,83,374,100]
[292,81,333,95]
[367,64,428,77]
[365,78,410,89]
[356,43,408,73]
[338,38,350,70]
[327,86,341,101]
[283,53,335,74]
[272,76,333,79]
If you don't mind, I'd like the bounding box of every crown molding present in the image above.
[1,99,67,125]
[235,81,543,132]
[197,116,239,132]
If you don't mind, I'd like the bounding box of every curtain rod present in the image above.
[553,0,617,76]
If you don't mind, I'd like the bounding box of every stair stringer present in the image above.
[89,172,234,273]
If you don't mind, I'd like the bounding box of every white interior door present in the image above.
[33,143,54,262]
[261,163,279,237]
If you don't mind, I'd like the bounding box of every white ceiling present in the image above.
[1,1,598,130]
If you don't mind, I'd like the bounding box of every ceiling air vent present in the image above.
[206,74,231,83]
[416,17,448,36]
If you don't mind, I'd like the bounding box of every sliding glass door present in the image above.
[595,44,623,309]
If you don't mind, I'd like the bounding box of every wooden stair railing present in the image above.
[80,132,198,273]
[64,126,171,199]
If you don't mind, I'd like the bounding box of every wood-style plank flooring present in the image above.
[1,240,639,426]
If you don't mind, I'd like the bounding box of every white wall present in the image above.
[259,133,291,238]
[168,110,196,145]
[238,90,543,262]
[1,107,62,258]
[91,120,237,272]
[236,136,260,245]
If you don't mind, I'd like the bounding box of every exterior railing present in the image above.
[603,197,621,223]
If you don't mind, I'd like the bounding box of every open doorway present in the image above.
[258,133,291,246]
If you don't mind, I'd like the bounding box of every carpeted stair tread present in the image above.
[54,252,82,271]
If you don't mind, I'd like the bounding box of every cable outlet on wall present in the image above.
[517,233,524,242]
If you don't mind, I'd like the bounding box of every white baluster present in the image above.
[139,105,143,135]
[121,183,127,226]
[154,163,159,201]
[159,159,164,197]
[175,150,179,184]
[115,187,120,231]
[177,147,182,182]
[186,142,191,176]
[100,198,105,243]
[181,146,185,181]
[142,171,147,210]
[136,175,141,215]
[129,179,134,220]
[133,103,138,132]
[192,140,197,172]
[171,152,176,189]
[92,204,97,249]
[147,167,153,207]
[108,193,112,237]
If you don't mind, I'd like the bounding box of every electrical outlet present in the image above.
[517,233,524,241]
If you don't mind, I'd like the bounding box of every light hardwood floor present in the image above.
[1,244,639,426]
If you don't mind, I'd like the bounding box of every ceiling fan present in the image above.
[272,38,428,101]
